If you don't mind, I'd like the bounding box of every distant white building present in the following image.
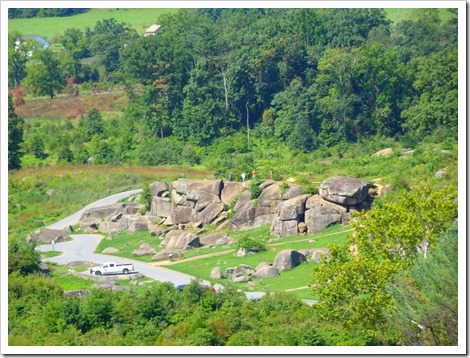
[144,24,161,36]
[15,34,50,56]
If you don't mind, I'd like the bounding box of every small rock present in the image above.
[102,247,120,254]
[210,266,223,279]
[435,170,446,179]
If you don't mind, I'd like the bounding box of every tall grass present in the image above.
[8,165,213,241]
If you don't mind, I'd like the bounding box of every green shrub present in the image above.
[249,179,263,200]
[139,183,152,215]
[236,236,266,253]
[279,182,289,195]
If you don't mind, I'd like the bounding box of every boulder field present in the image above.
[30,176,375,262]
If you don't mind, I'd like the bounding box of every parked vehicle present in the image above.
[89,262,134,276]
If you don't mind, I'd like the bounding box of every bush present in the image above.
[249,179,263,200]
[236,236,266,253]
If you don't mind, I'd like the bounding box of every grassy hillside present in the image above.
[8,8,177,40]
[384,8,454,23]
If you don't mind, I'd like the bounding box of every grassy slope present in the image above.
[8,8,178,40]
[94,223,351,300]
[384,8,454,23]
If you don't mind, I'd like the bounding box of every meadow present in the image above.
[8,8,177,40]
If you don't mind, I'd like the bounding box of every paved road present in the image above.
[47,189,143,230]
[37,234,195,286]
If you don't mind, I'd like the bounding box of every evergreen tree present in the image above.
[8,95,24,170]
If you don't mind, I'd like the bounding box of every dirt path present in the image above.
[269,228,355,247]
[151,249,235,266]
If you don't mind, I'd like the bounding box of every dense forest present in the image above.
[8,8,457,171]
[7,8,459,348]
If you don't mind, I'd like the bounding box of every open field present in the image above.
[384,8,454,23]
[8,8,178,40]
[15,91,128,120]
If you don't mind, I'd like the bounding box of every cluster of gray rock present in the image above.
[147,176,373,240]
[211,248,331,283]
[28,176,375,252]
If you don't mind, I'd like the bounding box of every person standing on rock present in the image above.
[229,172,233,182]
[219,179,224,200]
[252,170,256,179]
[269,169,273,180]
[241,172,246,182]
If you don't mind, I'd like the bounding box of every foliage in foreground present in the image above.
[389,222,458,346]
[8,278,345,346]
[312,185,458,344]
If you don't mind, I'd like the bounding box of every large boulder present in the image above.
[99,221,123,234]
[171,206,194,224]
[299,248,330,263]
[304,195,346,234]
[150,197,172,217]
[199,233,236,247]
[319,176,371,206]
[102,247,120,254]
[254,264,279,279]
[79,217,101,233]
[231,205,272,231]
[81,202,141,220]
[273,250,306,272]
[194,192,220,212]
[271,195,310,237]
[161,232,200,250]
[171,178,194,195]
[373,148,393,157]
[192,201,224,224]
[187,180,224,200]
[225,264,256,282]
[281,184,303,200]
[27,227,70,244]
[149,181,169,197]
[132,243,157,256]
[258,183,282,211]
[221,182,245,205]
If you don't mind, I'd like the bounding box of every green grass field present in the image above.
[384,8,454,24]
[161,224,351,299]
[8,8,178,40]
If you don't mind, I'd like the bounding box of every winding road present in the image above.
[35,189,266,299]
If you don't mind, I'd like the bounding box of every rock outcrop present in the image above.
[319,176,372,207]
[160,232,200,250]
[73,175,374,242]
[27,227,70,244]
[271,194,310,237]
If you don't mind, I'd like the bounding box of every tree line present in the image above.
[8,8,458,171]
[8,8,89,19]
